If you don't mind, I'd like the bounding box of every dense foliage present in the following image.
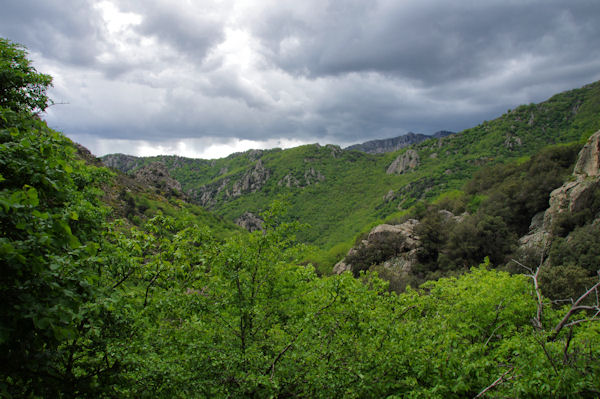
[2,38,599,398]
[0,38,53,114]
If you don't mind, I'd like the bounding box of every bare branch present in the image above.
[474,366,515,398]
[550,280,600,340]
[484,322,506,347]
[511,259,533,275]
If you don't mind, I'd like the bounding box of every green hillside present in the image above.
[103,80,600,250]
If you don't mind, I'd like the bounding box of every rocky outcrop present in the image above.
[333,219,421,275]
[504,134,522,150]
[278,168,325,188]
[326,144,343,158]
[235,212,264,232]
[304,167,325,185]
[101,153,142,173]
[383,190,396,202]
[231,160,270,197]
[519,131,600,251]
[573,131,600,177]
[193,160,271,207]
[133,162,182,194]
[195,178,230,207]
[386,150,420,174]
[278,174,301,188]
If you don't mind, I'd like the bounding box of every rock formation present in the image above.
[386,150,420,174]
[132,162,182,195]
[235,212,264,232]
[231,160,270,197]
[333,219,421,275]
[573,131,600,177]
[519,130,600,252]
[278,168,325,188]
[101,153,141,173]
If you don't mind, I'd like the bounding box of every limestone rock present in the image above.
[235,212,264,232]
[334,219,421,275]
[573,131,600,177]
[333,260,352,274]
[386,150,420,174]
[196,178,230,207]
[383,190,395,202]
[133,162,182,194]
[304,167,325,185]
[278,174,301,188]
[101,153,140,173]
[368,220,420,249]
[519,130,600,254]
[504,135,522,149]
[232,160,270,197]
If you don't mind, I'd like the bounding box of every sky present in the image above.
[2,0,600,159]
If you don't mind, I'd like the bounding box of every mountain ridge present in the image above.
[345,130,455,154]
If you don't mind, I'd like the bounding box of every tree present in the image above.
[0,38,53,114]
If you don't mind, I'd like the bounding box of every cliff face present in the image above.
[519,130,600,254]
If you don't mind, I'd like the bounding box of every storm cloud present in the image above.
[1,0,599,158]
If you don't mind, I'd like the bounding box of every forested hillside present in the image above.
[2,38,600,398]
[102,79,600,255]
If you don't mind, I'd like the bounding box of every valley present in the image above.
[2,37,599,398]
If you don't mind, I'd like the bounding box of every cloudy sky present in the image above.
[2,1,600,159]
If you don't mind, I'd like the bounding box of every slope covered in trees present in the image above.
[102,79,600,257]
[2,38,600,398]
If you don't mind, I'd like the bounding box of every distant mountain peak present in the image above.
[344,131,454,154]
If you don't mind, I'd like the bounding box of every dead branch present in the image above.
[512,259,543,329]
[474,366,515,398]
[550,279,600,341]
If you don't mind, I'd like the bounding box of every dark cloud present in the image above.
[251,1,600,84]
[2,0,600,157]
[0,0,103,67]
[119,0,226,61]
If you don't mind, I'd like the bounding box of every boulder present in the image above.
[334,219,421,275]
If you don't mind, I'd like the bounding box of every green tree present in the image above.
[0,38,53,114]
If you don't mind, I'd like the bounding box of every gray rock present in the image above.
[573,131,600,177]
[518,130,600,254]
[235,212,264,232]
[232,160,270,197]
[386,150,420,174]
[132,162,182,194]
[334,220,421,275]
